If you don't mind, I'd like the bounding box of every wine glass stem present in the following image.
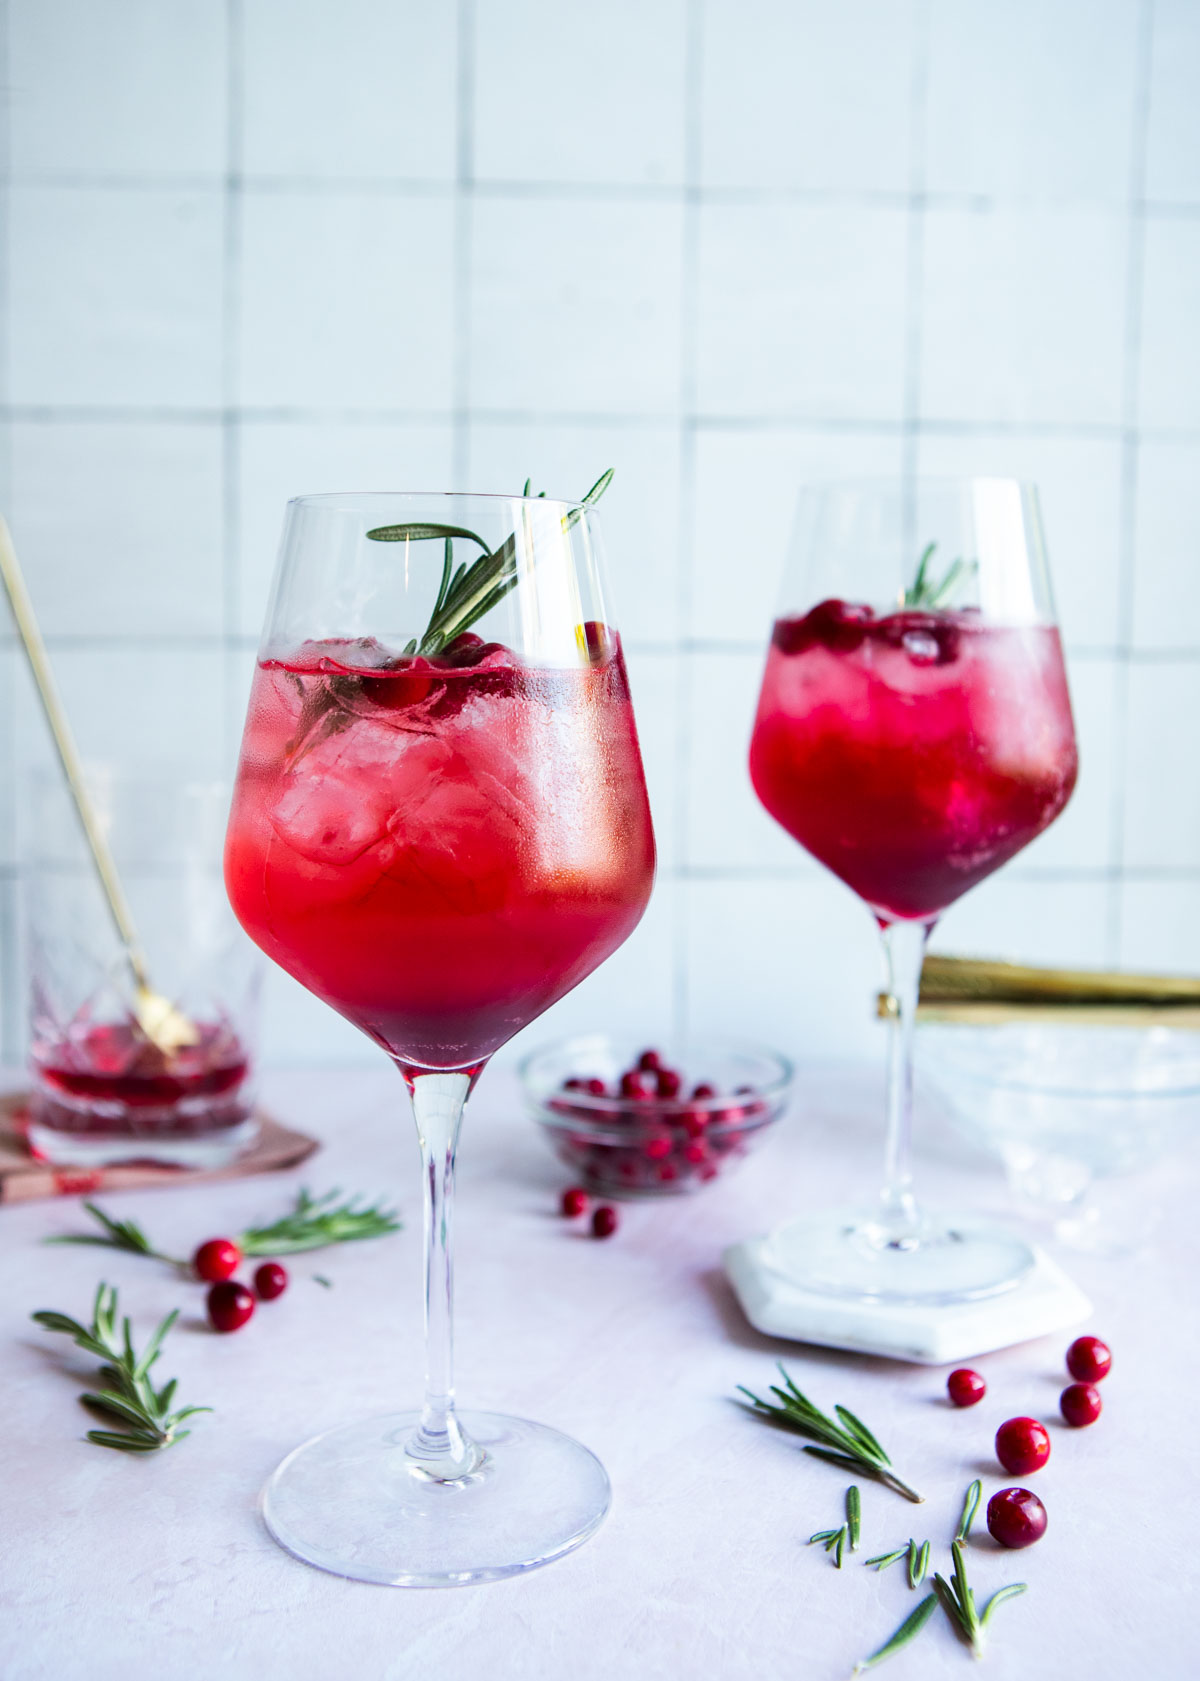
[878,916,935,1237]
[405,1070,482,1479]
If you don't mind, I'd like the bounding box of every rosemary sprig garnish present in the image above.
[46,1189,401,1268]
[932,1540,1027,1659]
[738,1366,924,1502]
[32,1283,210,1453]
[853,1594,938,1674]
[904,542,977,609]
[238,1188,401,1256]
[955,1478,982,1543]
[365,469,614,655]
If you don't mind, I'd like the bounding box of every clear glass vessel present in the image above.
[23,768,260,1168]
[225,491,655,1584]
[748,479,1078,1303]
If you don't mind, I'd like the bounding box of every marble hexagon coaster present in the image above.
[724,1234,1092,1365]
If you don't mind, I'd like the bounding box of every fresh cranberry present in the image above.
[995,1417,1051,1476]
[1066,1335,1112,1383]
[207,1280,255,1333]
[690,1082,717,1101]
[580,1077,607,1098]
[582,620,612,663]
[592,1205,618,1239]
[947,1368,986,1407]
[619,1068,657,1100]
[560,1186,589,1218]
[636,1049,663,1072]
[563,1077,586,1092]
[193,1238,242,1283]
[806,598,875,652]
[1060,1382,1102,1427]
[254,1262,288,1301]
[679,1107,709,1139]
[642,1130,673,1160]
[656,1067,682,1099]
[986,1488,1047,1549]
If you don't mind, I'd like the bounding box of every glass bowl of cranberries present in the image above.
[520,1035,793,1197]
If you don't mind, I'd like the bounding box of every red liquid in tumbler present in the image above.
[224,634,656,1069]
[32,1019,251,1138]
[749,602,1077,921]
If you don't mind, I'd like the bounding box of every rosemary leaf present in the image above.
[979,1583,1028,1627]
[834,1527,846,1568]
[853,1594,938,1674]
[917,1540,930,1585]
[955,1479,983,1544]
[846,1485,861,1550]
[864,1549,907,1571]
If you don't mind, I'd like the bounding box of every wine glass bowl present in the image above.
[748,479,1078,1303]
[225,489,654,1584]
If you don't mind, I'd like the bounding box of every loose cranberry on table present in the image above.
[193,1238,242,1283]
[1066,1334,1112,1384]
[987,1487,1047,1549]
[1060,1382,1102,1427]
[946,1368,987,1407]
[995,1416,1051,1476]
[254,1262,289,1301]
[560,1186,589,1218]
[591,1205,618,1239]
[207,1280,255,1333]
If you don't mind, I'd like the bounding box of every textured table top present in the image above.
[2,1063,1196,1681]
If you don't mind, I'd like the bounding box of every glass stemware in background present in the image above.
[224,491,655,1584]
[748,479,1078,1302]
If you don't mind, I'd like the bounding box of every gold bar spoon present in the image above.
[0,516,197,1052]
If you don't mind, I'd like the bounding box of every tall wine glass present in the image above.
[748,479,1077,1302]
[225,491,655,1583]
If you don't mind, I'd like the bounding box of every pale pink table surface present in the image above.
[2,1063,1196,1681]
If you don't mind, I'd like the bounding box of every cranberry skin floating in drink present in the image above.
[225,633,654,1071]
[750,602,1077,922]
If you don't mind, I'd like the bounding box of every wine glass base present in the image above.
[764,1207,1036,1305]
[261,1409,611,1586]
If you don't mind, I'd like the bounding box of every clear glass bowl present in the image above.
[918,1022,1200,1248]
[519,1034,793,1198]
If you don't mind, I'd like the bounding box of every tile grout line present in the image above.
[220,0,246,756]
[1106,0,1156,965]
[671,0,705,1047]
[451,0,475,489]
[900,0,931,498]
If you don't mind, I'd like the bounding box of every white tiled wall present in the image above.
[2,0,1197,1072]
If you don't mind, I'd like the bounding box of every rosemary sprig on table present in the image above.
[904,542,977,609]
[32,1283,209,1453]
[45,1201,181,1266]
[364,469,614,655]
[738,1366,924,1502]
[238,1188,400,1256]
[46,1189,402,1269]
[933,1539,1027,1659]
[864,1536,929,1587]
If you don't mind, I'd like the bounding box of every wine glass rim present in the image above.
[286,489,589,516]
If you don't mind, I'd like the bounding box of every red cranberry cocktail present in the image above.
[224,488,654,1586]
[748,480,1078,1303]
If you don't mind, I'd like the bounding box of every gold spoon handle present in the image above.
[0,516,152,993]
